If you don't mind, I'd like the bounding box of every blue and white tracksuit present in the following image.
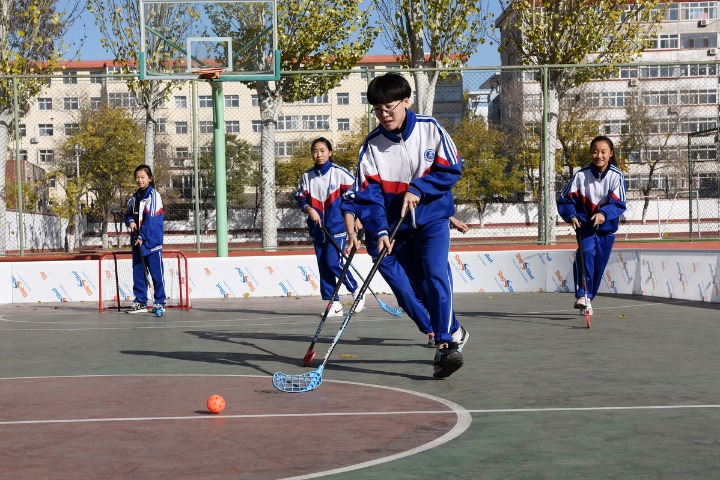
[124,186,166,306]
[350,109,462,344]
[557,163,627,299]
[295,160,359,301]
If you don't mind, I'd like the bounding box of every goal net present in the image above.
[99,250,191,312]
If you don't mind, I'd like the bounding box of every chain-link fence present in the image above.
[2,61,719,255]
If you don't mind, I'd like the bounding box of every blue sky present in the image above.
[64,2,502,67]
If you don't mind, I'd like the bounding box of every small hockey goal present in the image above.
[99,250,191,312]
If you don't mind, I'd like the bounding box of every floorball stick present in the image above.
[302,244,357,367]
[273,213,407,393]
[319,224,402,317]
[575,229,591,329]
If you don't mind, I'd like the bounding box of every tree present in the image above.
[89,0,198,169]
[374,0,489,115]
[51,105,144,250]
[556,92,602,184]
[452,115,523,225]
[197,134,256,209]
[498,0,664,243]
[0,0,82,253]
[619,94,680,223]
[207,0,377,250]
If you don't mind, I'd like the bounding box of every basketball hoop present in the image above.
[193,67,225,80]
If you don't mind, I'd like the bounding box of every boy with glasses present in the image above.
[345,73,468,378]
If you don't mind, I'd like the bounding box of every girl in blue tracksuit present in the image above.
[345,73,468,379]
[125,164,166,316]
[557,135,627,315]
[295,137,364,317]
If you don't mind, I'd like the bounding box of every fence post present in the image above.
[12,77,24,255]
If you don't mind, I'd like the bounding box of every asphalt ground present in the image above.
[0,292,718,479]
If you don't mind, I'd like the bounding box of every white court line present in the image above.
[2,404,719,427]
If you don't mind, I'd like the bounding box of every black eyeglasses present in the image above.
[372,101,402,116]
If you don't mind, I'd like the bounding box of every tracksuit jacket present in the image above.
[295,160,359,300]
[348,108,462,343]
[557,163,627,298]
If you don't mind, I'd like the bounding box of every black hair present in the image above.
[310,137,333,154]
[134,164,155,188]
[590,135,617,166]
[366,72,412,105]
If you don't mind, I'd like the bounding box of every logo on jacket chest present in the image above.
[424,149,436,162]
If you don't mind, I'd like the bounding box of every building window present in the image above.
[337,92,349,105]
[39,149,54,163]
[90,72,103,84]
[108,92,136,108]
[38,98,52,110]
[658,34,679,49]
[302,115,330,130]
[275,141,300,157]
[251,94,259,107]
[360,66,376,79]
[199,120,213,133]
[64,97,79,110]
[199,95,213,108]
[63,71,78,84]
[175,147,190,158]
[277,115,300,131]
[156,118,167,134]
[680,89,718,105]
[38,124,54,136]
[337,118,350,131]
[90,97,102,109]
[18,124,26,137]
[681,33,716,49]
[251,120,262,132]
[681,2,717,20]
[175,121,188,134]
[225,95,239,107]
[64,123,79,136]
[175,96,187,108]
[360,92,368,104]
[602,120,629,135]
[226,120,240,133]
[301,94,329,104]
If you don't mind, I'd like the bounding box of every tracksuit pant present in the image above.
[314,234,358,301]
[132,249,166,306]
[574,231,616,299]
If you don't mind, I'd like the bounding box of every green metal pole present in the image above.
[12,77,24,255]
[211,81,228,257]
[191,81,201,252]
[687,133,692,238]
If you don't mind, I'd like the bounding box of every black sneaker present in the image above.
[127,302,148,314]
[433,343,464,379]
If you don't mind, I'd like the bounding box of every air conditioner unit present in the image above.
[29,137,38,144]
[699,19,708,27]
[708,48,717,56]
[628,78,638,87]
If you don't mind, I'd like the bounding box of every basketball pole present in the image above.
[211,80,229,257]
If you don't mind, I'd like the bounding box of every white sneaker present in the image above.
[582,301,593,316]
[127,302,148,314]
[352,290,365,313]
[451,325,469,353]
[574,297,587,310]
[324,300,344,318]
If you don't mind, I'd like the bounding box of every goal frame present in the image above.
[99,250,191,312]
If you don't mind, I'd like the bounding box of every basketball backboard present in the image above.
[139,0,279,82]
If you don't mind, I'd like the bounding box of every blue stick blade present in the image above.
[377,298,403,317]
[272,367,323,393]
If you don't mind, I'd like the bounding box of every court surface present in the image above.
[1,292,718,479]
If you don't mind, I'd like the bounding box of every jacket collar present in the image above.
[379,108,417,142]
[314,160,333,175]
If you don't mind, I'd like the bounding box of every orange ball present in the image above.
[207,394,225,414]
